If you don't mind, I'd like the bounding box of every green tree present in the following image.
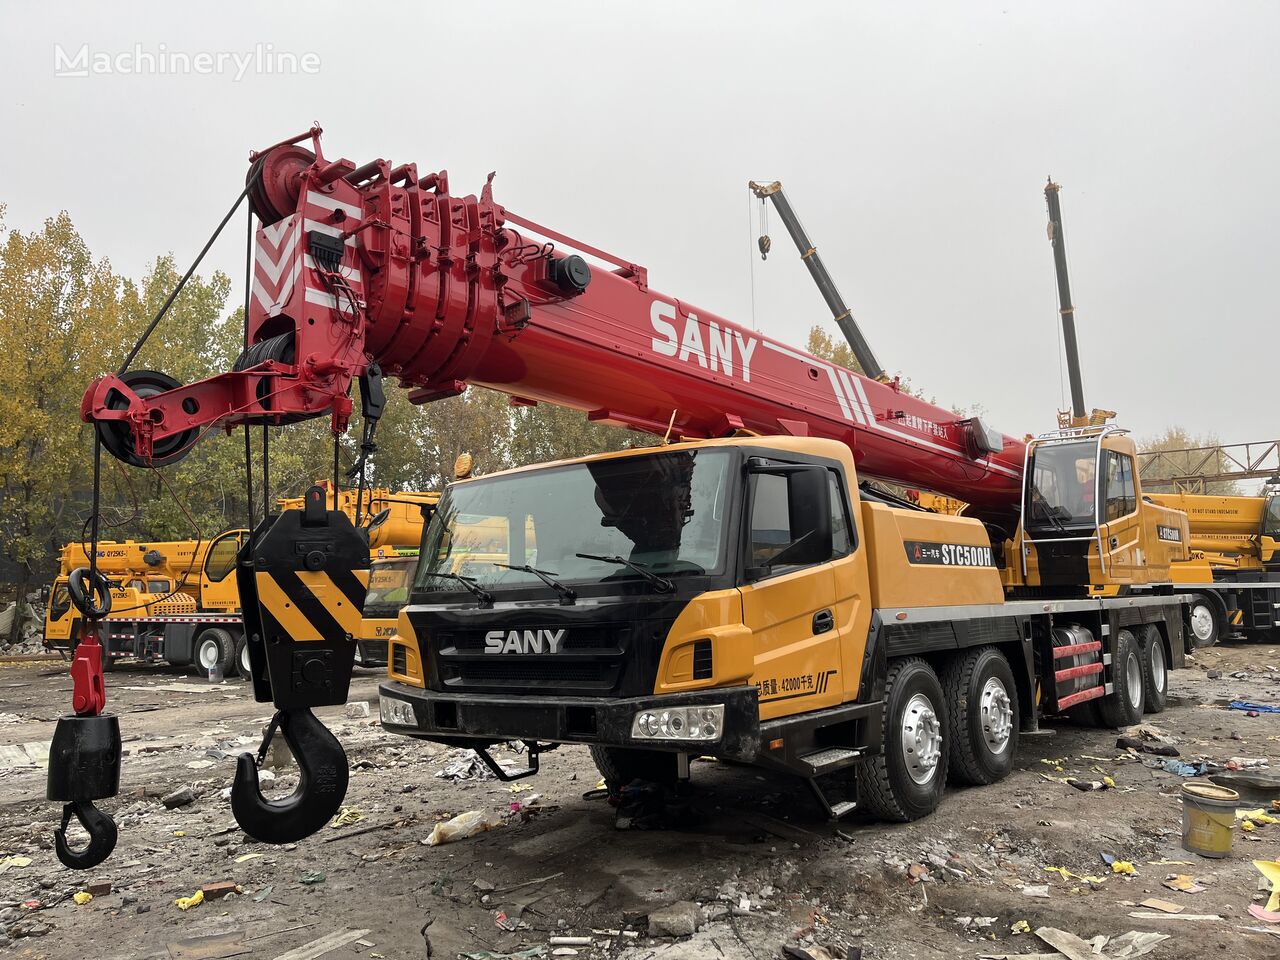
[0,208,130,636]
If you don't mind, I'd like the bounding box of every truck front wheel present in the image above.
[234,633,252,681]
[1187,595,1221,648]
[194,628,235,678]
[942,646,1019,786]
[856,657,948,822]
[589,745,678,789]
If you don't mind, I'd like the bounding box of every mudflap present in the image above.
[237,486,370,709]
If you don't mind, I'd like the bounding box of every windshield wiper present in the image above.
[576,553,675,593]
[490,562,577,605]
[425,572,494,607]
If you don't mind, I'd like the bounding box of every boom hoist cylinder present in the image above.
[82,127,1025,523]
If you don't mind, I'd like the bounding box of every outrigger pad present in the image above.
[238,486,370,710]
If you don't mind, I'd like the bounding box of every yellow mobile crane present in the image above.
[1148,484,1280,644]
[56,134,1197,870]
[45,486,435,674]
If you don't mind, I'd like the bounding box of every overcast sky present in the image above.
[3,1,1276,454]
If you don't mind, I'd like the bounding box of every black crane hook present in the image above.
[54,800,118,869]
[230,706,349,844]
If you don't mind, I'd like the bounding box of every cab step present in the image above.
[805,775,858,821]
[801,746,864,774]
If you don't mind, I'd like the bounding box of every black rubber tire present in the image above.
[233,632,252,681]
[194,627,236,677]
[1097,628,1145,727]
[856,657,949,822]
[1186,594,1222,649]
[941,646,1020,786]
[1140,624,1168,714]
[589,745,678,788]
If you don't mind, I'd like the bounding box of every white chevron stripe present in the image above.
[260,217,294,248]
[255,230,301,286]
[306,190,363,219]
[824,366,852,422]
[252,259,301,314]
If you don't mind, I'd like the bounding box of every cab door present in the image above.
[1098,450,1139,581]
[738,460,844,721]
[200,530,245,611]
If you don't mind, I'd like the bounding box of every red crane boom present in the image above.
[82,127,1024,521]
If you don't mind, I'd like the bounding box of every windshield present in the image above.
[366,555,417,610]
[1265,493,1280,539]
[1025,440,1098,529]
[415,448,733,596]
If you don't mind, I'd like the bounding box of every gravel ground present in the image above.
[0,639,1278,960]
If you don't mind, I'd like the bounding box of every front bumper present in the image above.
[378,681,761,760]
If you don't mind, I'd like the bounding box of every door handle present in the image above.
[812,609,834,635]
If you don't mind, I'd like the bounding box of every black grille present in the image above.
[439,627,618,652]
[444,660,614,687]
[392,645,408,675]
[693,639,713,679]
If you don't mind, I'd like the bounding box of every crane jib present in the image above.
[81,127,1025,520]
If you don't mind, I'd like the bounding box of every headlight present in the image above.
[379,695,417,726]
[631,704,724,742]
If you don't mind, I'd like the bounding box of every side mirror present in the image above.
[745,461,833,580]
[365,508,392,530]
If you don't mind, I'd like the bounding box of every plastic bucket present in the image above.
[1181,781,1239,858]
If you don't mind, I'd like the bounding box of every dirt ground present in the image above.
[1,640,1278,960]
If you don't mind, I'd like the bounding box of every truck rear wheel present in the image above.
[1140,624,1168,714]
[856,657,948,822]
[1187,595,1221,648]
[1096,628,1145,727]
[942,646,1019,786]
[589,745,678,789]
[195,628,235,678]
[234,633,252,681]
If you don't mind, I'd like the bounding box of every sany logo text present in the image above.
[484,628,566,654]
[650,301,757,382]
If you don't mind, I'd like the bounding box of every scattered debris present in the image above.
[330,806,364,828]
[1138,898,1183,914]
[298,871,326,886]
[1162,874,1205,894]
[166,929,250,959]
[425,810,498,845]
[647,900,703,938]
[200,881,240,901]
[1229,701,1280,714]
[162,786,197,809]
[270,928,371,960]
[175,889,204,911]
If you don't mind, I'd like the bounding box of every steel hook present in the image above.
[54,800,118,870]
[230,707,349,844]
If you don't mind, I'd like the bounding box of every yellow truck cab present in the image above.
[379,435,1186,821]
[1144,482,1280,644]
[44,530,246,673]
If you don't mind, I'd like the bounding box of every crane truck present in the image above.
[1148,486,1280,644]
[53,128,1194,871]
[44,486,435,675]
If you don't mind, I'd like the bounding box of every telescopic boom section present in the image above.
[748,180,884,381]
[81,128,1025,521]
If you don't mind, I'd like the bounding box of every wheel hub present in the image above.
[1150,640,1166,688]
[1190,605,1214,642]
[901,693,942,785]
[198,641,219,670]
[979,677,1013,754]
[1125,650,1143,706]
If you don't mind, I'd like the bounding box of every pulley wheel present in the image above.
[96,370,200,468]
[249,145,315,226]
